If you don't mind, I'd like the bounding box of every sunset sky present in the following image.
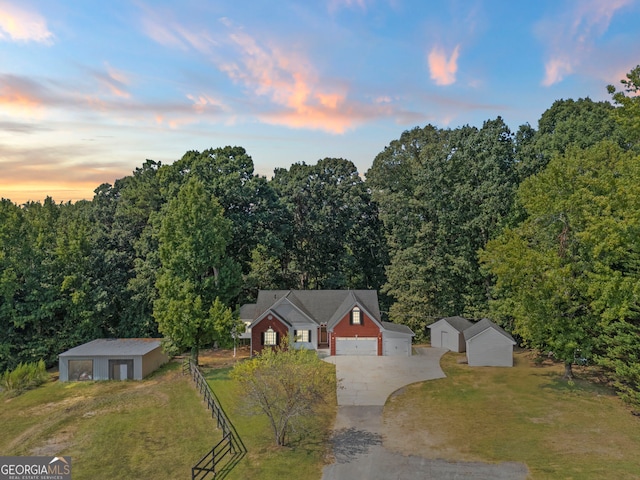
[2,0,639,204]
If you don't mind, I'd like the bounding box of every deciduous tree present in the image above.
[153,178,241,363]
[482,142,640,386]
[231,340,333,446]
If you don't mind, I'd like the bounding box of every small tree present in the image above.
[230,339,333,446]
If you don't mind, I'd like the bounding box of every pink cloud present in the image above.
[89,64,133,99]
[0,2,53,43]
[428,45,460,86]
[217,25,366,133]
[542,58,574,87]
[140,14,425,133]
[0,74,49,117]
[539,0,633,86]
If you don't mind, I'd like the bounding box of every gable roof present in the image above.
[240,303,259,321]
[250,290,382,326]
[59,338,162,357]
[428,316,473,333]
[463,318,516,344]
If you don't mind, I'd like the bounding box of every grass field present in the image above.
[0,349,336,480]
[383,350,640,479]
[10,345,634,479]
[0,361,221,480]
[203,359,337,480]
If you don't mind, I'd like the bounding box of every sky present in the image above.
[1,0,639,204]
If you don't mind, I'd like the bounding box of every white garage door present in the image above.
[383,337,411,356]
[335,337,378,356]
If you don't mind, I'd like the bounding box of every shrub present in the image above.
[1,360,49,394]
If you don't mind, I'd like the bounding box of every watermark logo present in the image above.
[0,456,71,480]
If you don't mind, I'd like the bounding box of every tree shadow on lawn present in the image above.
[535,369,615,397]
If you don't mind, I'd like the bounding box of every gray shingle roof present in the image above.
[251,290,382,325]
[443,316,474,332]
[239,303,259,321]
[59,338,162,357]
[381,321,414,336]
[463,318,515,343]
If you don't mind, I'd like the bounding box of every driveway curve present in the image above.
[323,346,447,406]
[321,347,529,480]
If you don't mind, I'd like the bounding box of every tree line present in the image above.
[1,66,638,403]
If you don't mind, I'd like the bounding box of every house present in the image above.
[427,316,473,352]
[464,318,516,367]
[58,338,169,381]
[243,290,414,356]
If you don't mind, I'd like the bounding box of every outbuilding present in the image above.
[58,338,168,381]
[464,318,516,367]
[427,316,473,352]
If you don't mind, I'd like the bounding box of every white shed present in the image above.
[427,316,473,352]
[464,319,516,367]
[58,338,168,381]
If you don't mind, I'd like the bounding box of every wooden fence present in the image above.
[183,358,246,479]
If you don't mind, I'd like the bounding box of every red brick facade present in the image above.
[250,314,289,355]
[330,308,383,355]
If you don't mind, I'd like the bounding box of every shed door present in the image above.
[109,359,134,380]
[441,331,448,349]
[335,337,378,356]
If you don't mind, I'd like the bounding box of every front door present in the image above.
[319,325,329,347]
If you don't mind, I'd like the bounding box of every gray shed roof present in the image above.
[429,316,473,332]
[463,319,515,344]
[59,338,162,357]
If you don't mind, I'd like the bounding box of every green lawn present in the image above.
[1,362,221,480]
[383,350,640,479]
[204,362,337,480]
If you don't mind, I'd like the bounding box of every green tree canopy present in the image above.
[271,157,387,291]
[608,64,640,148]
[481,141,640,390]
[367,118,518,337]
[515,98,624,179]
[153,178,241,363]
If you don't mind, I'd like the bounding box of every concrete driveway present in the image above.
[321,347,529,480]
[323,347,447,406]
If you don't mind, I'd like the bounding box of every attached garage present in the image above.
[381,321,414,356]
[383,337,410,356]
[335,337,378,356]
[59,338,168,381]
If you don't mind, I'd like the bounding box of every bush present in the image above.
[231,338,334,446]
[1,360,49,394]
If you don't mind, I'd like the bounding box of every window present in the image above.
[294,330,310,342]
[264,327,277,346]
[351,307,361,325]
[68,359,93,381]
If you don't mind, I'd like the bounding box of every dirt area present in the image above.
[194,345,250,368]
